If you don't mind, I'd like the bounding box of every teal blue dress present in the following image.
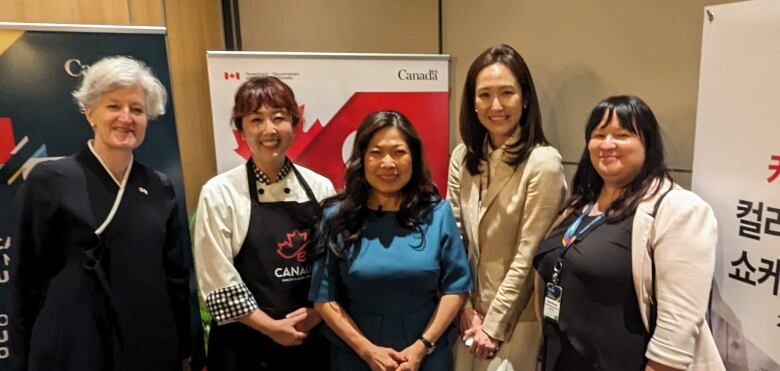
[309,199,473,371]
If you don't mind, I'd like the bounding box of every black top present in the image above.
[533,211,648,371]
[10,149,191,371]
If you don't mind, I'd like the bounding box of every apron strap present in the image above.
[245,159,259,201]
[291,164,318,203]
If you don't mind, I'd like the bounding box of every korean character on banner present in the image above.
[0,313,7,359]
[756,258,780,296]
[764,206,780,237]
[728,250,757,286]
[736,199,763,240]
[0,236,7,285]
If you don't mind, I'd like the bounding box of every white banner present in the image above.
[205,52,449,191]
[692,1,780,369]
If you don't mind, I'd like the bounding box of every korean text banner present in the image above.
[206,51,449,191]
[0,23,198,370]
[692,1,780,369]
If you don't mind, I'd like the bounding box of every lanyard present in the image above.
[551,204,605,285]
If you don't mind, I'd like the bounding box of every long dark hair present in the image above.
[567,95,672,222]
[460,44,547,175]
[316,110,440,258]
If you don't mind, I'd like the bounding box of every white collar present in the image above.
[87,139,133,186]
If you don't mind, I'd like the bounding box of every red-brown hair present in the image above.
[231,76,301,131]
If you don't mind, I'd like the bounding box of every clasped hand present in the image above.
[265,307,321,346]
[459,307,500,359]
[360,340,428,371]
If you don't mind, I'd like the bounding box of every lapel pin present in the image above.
[138,186,148,195]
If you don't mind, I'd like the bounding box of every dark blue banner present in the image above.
[0,25,203,369]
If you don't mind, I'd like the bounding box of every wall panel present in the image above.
[163,0,224,211]
[128,0,164,25]
[238,0,438,53]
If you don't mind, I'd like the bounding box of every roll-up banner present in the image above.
[205,51,449,191]
[692,1,780,369]
[0,22,202,369]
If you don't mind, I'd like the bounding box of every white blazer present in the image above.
[536,179,725,370]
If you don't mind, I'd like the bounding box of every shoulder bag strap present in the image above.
[649,186,674,335]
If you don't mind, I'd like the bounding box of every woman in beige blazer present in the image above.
[533,95,724,371]
[447,44,567,371]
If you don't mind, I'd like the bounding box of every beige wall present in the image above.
[0,0,224,213]
[238,0,439,53]
[443,0,741,188]
[3,0,744,204]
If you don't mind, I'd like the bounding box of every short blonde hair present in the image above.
[72,56,167,119]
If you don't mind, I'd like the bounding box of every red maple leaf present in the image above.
[276,229,309,262]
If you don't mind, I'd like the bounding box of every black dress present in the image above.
[533,212,648,371]
[9,148,191,371]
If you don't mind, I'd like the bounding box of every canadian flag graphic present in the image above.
[1,117,15,165]
[224,72,240,80]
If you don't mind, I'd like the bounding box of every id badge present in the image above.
[544,283,563,322]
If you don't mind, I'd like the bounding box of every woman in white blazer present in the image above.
[533,95,724,371]
[448,44,567,371]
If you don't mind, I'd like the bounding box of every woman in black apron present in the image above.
[193,76,335,370]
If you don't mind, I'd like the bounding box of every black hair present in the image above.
[460,44,547,175]
[567,95,672,222]
[315,110,439,258]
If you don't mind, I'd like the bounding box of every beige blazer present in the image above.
[448,142,567,371]
[535,180,725,370]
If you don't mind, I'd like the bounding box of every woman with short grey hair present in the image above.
[10,55,192,371]
[73,55,168,119]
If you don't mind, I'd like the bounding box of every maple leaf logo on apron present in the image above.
[276,229,309,262]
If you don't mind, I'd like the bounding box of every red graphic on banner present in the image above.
[224,72,241,80]
[232,130,251,159]
[768,155,780,183]
[1,117,16,164]
[230,92,448,192]
[276,229,309,262]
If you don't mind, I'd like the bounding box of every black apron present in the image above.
[207,161,329,371]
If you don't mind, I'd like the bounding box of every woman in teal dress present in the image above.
[310,110,473,371]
